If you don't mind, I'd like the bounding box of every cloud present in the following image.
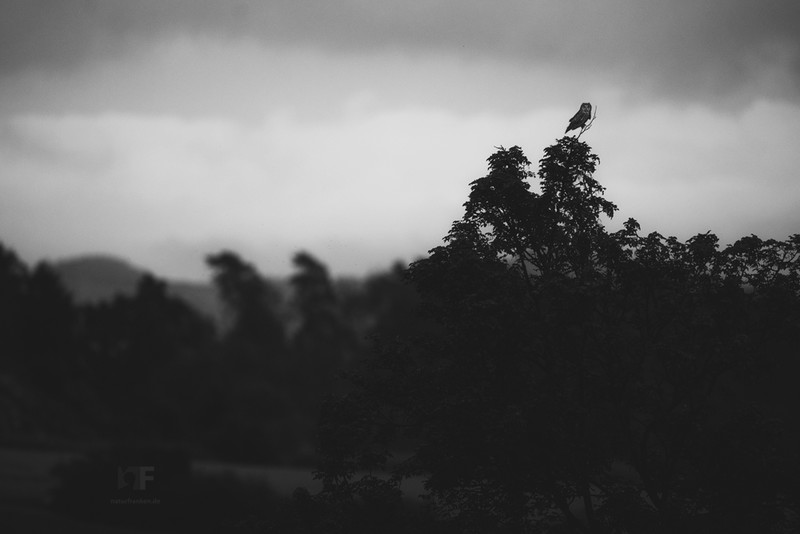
[0,106,552,278]
[3,97,798,279]
[595,99,800,242]
[0,33,628,130]
[2,0,799,105]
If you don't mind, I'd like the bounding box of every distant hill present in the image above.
[52,255,224,325]
[51,255,378,333]
[53,255,144,302]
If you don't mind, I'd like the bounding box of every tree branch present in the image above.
[576,106,598,141]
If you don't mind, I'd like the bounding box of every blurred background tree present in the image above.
[206,250,286,364]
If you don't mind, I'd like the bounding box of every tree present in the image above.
[0,243,96,438]
[0,243,36,374]
[24,262,82,389]
[206,250,286,363]
[290,251,357,389]
[316,139,800,533]
[0,243,84,392]
[359,261,423,341]
[81,273,218,439]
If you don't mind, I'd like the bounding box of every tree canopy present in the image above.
[316,137,800,533]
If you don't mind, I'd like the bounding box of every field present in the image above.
[0,446,324,533]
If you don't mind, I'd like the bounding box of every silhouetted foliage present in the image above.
[290,251,357,361]
[207,250,286,362]
[0,248,76,382]
[359,261,424,342]
[80,273,218,439]
[1,235,423,466]
[0,247,101,439]
[317,139,800,533]
[289,251,358,403]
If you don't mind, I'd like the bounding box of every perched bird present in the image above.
[565,102,592,134]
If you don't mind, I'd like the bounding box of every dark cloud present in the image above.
[2,0,799,104]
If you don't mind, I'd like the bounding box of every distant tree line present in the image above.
[0,240,420,464]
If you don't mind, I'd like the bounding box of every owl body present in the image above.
[565,103,592,134]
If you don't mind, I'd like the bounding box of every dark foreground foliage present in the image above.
[317,138,800,533]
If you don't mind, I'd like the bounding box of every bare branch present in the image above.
[576,105,598,140]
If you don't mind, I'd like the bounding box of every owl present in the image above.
[565,103,592,134]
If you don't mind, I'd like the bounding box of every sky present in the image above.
[1,0,799,281]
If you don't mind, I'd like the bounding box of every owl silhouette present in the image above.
[565,103,592,134]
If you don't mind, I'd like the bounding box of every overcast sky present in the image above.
[1,0,799,280]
